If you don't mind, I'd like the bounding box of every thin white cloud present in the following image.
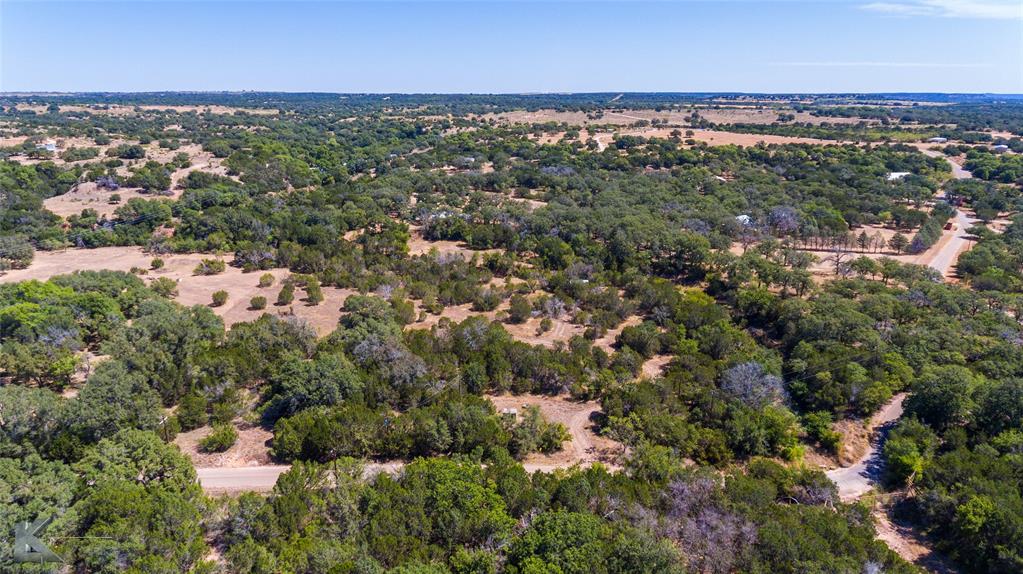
[771,61,993,68]
[862,0,1022,20]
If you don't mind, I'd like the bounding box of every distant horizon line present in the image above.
[2,90,1023,97]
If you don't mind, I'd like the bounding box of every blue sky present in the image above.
[2,0,1020,93]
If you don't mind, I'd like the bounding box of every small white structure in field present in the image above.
[926,137,948,143]
[992,145,1009,153]
[886,172,911,181]
[35,139,57,153]
[735,214,753,227]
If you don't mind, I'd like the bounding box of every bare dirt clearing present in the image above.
[621,127,850,147]
[175,422,273,469]
[407,300,585,349]
[408,302,500,330]
[0,135,30,147]
[44,182,162,219]
[482,191,548,210]
[0,247,353,336]
[565,126,852,150]
[640,354,673,379]
[487,393,623,468]
[696,107,871,125]
[502,315,585,348]
[592,315,642,353]
[407,226,501,258]
[482,107,875,128]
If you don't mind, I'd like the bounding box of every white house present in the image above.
[886,172,911,181]
[35,139,57,153]
[926,137,948,144]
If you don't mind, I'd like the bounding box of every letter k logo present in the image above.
[13,516,62,564]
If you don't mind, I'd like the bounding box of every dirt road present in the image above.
[590,133,613,151]
[826,393,907,501]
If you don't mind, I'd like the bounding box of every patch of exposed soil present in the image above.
[487,393,624,468]
[592,315,642,353]
[640,354,673,379]
[873,499,959,574]
[0,246,354,336]
[174,421,273,468]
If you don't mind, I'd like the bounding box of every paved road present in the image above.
[926,209,979,278]
[196,460,609,493]
[826,393,907,501]
[197,462,406,493]
[947,158,972,180]
[917,151,976,277]
[197,465,298,492]
[919,148,971,179]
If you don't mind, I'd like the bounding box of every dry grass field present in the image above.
[43,182,161,218]
[530,126,853,150]
[17,139,232,218]
[0,247,354,336]
[407,226,502,258]
[12,103,278,116]
[482,106,876,128]
[407,297,585,349]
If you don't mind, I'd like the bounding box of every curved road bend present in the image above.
[826,393,907,502]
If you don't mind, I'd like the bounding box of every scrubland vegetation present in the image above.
[2,93,1022,573]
